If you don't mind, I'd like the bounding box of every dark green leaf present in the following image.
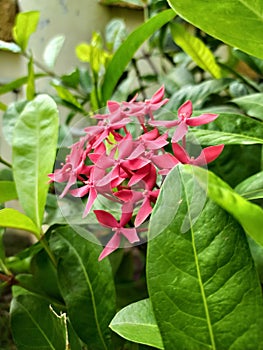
[110,298,164,349]
[52,84,84,111]
[0,181,17,203]
[147,165,263,349]
[102,9,176,102]
[0,208,39,235]
[12,95,59,229]
[50,225,116,350]
[235,171,263,200]
[167,0,263,59]
[10,293,67,350]
[232,93,263,121]
[13,11,40,51]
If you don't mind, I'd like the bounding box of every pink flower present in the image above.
[94,210,140,260]
[149,100,218,142]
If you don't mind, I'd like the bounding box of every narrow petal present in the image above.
[172,143,190,163]
[94,210,118,228]
[83,187,98,217]
[135,198,153,227]
[193,144,224,165]
[150,85,165,104]
[98,233,121,261]
[120,211,133,227]
[172,122,188,142]
[178,100,192,119]
[151,153,178,170]
[120,228,140,244]
[187,113,218,126]
[70,184,90,197]
[149,119,180,128]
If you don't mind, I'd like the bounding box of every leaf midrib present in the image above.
[239,0,263,22]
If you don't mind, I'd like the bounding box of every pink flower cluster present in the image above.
[48,86,224,260]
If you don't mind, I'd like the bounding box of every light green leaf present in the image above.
[185,165,263,246]
[167,0,263,60]
[235,171,263,200]
[0,40,21,53]
[232,93,263,121]
[0,208,39,235]
[12,95,59,229]
[10,293,67,350]
[170,23,222,78]
[43,35,65,69]
[0,181,17,203]
[52,84,84,111]
[190,129,263,145]
[110,298,164,349]
[13,11,40,51]
[26,55,35,100]
[2,100,27,145]
[147,165,263,349]
[0,101,7,111]
[50,225,116,350]
[102,9,176,102]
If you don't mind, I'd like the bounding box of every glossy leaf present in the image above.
[185,165,263,246]
[13,11,40,51]
[49,225,116,349]
[170,23,222,78]
[0,40,21,53]
[167,0,263,59]
[12,95,59,229]
[110,298,164,349]
[0,208,39,236]
[2,100,27,145]
[43,35,65,69]
[235,171,263,200]
[101,9,176,102]
[232,94,263,121]
[147,165,263,349]
[0,181,17,203]
[10,293,67,350]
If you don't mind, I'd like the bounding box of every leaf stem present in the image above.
[0,156,12,168]
[39,232,57,268]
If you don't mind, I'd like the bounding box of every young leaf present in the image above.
[13,11,40,52]
[0,181,17,203]
[235,171,263,200]
[0,40,21,53]
[110,298,164,349]
[26,55,35,100]
[185,165,263,246]
[10,293,67,350]
[0,208,39,236]
[43,35,65,69]
[101,9,176,102]
[12,95,59,229]
[49,225,116,350]
[232,94,263,121]
[167,0,263,59]
[170,22,222,78]
[147,165,263,349]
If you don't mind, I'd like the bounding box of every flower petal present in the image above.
[172,122,189,142]
[120,228,140,244]
[178,100,192,119]
[187,113,218,126]
[172,143,190,163]
[98,233,121,261]
[193,144,224,165]
[94,210,118,228]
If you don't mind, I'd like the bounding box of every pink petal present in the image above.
[178,100,192,119]
[59,173,76,198]
[193,144,224,165]
[150,85,165,104]
[172,122,189,142]
[98,233,121,261]
[107,100,120,113]
[83,187,98,217]
[172,143,190,163]
[70,184,90,197]
[187,113,218,126]
[94,210,118,228]
[120,211,133,227]
[135,198,153,227]
[149,119,180,128]
[120,228,140,244]
[145,133,169,150]
[140,128,159,141]
[151,153,178,169]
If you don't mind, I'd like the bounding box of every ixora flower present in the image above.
[49,86,223,260]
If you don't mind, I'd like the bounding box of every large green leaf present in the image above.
[0,208,39,236]
[147,165,263,349]
[170,23,222,78]
[232,93,263,121]
[10,293,67,350]
[101,9,176,102]
[49,225,116,350]
[185,166,263,247]
[12,94,59,229]
[13,11,40,51]
[110,298,164,349]
[167,0,263,59]
[2,100,27,145]
[0,181,17,203]
[235,171,263,200]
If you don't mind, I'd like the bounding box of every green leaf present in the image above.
[235,171,263,200]
[26,55,35,100]
[0,208,39,235]
[167,0,263,60]
[2,100,27,145]
[0,181,17,203]
[0,74,45,95]
[50,225,116,350]
[170,23,222,78]
[0,40,21,53]
[185,165,263,247]
[232,93,263,121]
[13,11,40,51]
[110,298,164,349]
[12,95,59,229]
[43,35,65,69]
[52,84,84,111]
[147,165,263,349]
[10,293,67,350]
[101,9,176,102]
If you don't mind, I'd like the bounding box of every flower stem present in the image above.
[0,156,12,168]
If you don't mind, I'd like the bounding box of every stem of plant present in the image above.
[39,231,57,267]
[0,156,12,168]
